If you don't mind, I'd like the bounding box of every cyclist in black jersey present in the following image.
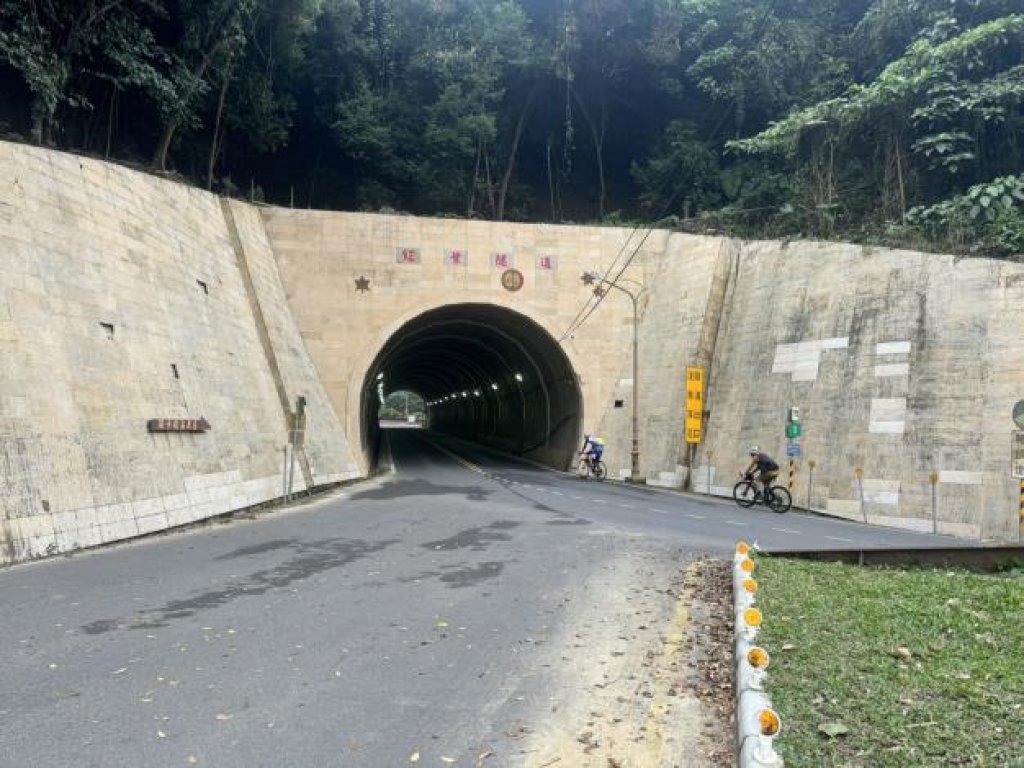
[745,446,779,495]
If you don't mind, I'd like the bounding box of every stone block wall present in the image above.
[694,241,1024,541]
[0,142,357,564]
[3,140,1022,558]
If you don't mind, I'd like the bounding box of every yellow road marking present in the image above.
[641,561,699,767]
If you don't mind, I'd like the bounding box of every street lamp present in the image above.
[581,270,645,483]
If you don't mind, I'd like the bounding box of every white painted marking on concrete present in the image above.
[618,378,634,387]
[652,508,670,514]
[825,535,853,543]
[592,499,608,505]
[938,470,983,485]
[684,513,705,520]
[619,504,636,509]
[870,398,907,434]
[551,491,564,496]
[771,527,801,534]
[571,495,583,500]
[869,421,906,434]
[863,489,899,505]
[725,520,747,527]
[874,363,910,377]
[876,341,911,355]
[820,337,849,350]
[771,337,849,381]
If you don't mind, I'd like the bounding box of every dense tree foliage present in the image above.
[2,0,1022,256]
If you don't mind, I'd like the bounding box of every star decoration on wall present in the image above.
[354,275,371,292]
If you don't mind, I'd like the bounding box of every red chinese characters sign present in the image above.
[147,417,211,434]
[445,248,468,267]
[395,247,421,264]
[492,252,515,269]
[536,254,558,272]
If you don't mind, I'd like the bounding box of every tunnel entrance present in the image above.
[360,304,583,471]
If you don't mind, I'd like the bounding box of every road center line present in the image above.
[825,535,853,543]
[772,527,801,534]
[725,520,747,527]
[684,514,705,520]
[651,508,669,515]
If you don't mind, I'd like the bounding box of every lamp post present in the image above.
[581,270,644,483]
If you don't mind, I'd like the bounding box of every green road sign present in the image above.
[786,422,802,439]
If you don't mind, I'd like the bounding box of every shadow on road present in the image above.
[350,478,494,502]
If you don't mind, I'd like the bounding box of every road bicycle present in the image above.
[733,472,792,513]
[576,452,607,481]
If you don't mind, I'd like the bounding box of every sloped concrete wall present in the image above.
[0,142,357,564]
[693,241,1024,541]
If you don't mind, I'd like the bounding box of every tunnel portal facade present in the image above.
[361,304,584,470]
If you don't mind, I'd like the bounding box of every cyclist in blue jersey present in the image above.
[581,434,605,471]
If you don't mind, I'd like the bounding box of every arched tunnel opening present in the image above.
[360,304,583,472]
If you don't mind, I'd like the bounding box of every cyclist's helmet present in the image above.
[749,446,759,456]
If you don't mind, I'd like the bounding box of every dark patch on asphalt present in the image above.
[439,562,505,588]
[422,521,520,552]
[534,503,557,512]
[398,561,506,588]
[546,518,591,526]
[81,537,397,634]
[214,539,298,560]
[349,479,493,502]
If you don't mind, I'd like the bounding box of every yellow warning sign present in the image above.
[685,367,704,445]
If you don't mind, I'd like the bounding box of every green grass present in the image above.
[755,557,1024,768]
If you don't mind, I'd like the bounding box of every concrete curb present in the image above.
[733,542,785,767]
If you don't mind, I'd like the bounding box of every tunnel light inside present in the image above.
[490,383,499,391]
[473,390,481,397]
[376,372,384,380]
[514,373,524,382]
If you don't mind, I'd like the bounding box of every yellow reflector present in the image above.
[736,541,750,555]
[747,646,770,669]
[759,709,781,736]
[743,578,758,594]
[740,558,756,573]
[743,608,762,628]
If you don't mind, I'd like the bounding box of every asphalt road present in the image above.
[0,430,963,768]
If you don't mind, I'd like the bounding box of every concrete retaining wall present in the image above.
[695,241,1024,541]
[0,142,358,564]
[2,140,1022,564]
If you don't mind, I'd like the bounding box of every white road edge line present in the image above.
[772,528,801,534]
[825,535,854,543]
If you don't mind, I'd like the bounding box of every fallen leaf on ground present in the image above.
[818,722,850,738]
[410,751,420,762]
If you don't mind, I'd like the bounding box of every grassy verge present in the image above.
[755,557,1024,767]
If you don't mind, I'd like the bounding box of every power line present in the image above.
[560,0,783,341]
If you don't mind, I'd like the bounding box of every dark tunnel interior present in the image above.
[361,304,583,471]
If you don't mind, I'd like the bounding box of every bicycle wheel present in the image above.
[768,485,792,513]
[593,461,607,481]
[733,480,758,507]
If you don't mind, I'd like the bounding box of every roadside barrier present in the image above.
[733,542,784,767]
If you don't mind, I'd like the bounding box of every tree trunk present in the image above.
[571,87,607,219]
[546,137,557,222]
[497,98,532,222]
[153,0,243,172]
[468,138,482,217]
[206,64,234,190]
